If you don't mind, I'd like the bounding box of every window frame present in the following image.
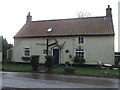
[78,36,84,44]
[74,48,85,58]
[24,47,30,57]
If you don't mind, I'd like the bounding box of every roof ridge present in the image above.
[32,16,105,23]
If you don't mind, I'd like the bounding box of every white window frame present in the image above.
[78,36,84,44]
[24,47,30,57]
[74,48,85,58]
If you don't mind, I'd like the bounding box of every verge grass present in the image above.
[2,63,44,72]
[2,64,119,78]
[51,67,119,78]
[74,67,119,78]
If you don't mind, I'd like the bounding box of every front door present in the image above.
[53,49,60,65]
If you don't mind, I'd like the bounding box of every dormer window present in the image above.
[46,27,53,33]
[78,36,84,44]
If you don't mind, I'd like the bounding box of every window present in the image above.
[75,48,84,58]
[43,49,47,55]
[78,36,84,44]
[24,48,30,57]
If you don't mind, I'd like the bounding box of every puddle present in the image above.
[15,73,117,86]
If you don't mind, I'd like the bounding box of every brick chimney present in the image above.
[106,5,112,18]
[26,12,32,24]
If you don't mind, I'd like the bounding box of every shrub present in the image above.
[45,55,54,68]
[115,59,120,67]
[21,56,30,61]
[64,67,75,74]
[80,58,85,63]
[65,61,70,67]
[73,56,85,64]
[30,55,39,71]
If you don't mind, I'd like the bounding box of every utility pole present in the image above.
[46,39,49,55]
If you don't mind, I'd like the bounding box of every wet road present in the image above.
[2,71,119,88]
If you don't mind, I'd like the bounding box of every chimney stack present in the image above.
[26,12,32,24]
[106,5,112,18]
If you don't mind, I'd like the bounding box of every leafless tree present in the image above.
[77,11,91,18]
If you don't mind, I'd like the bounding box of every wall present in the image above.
[13,35,114,65]
[84,36,114,65]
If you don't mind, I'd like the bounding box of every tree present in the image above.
[77,11,91,18]
[2,38,13,60]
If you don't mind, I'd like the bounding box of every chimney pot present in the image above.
[106,5,112,18]
[26,12,32,24]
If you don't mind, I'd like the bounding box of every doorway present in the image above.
[53,49,60,65]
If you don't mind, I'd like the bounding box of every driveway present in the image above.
[1,71,119,88]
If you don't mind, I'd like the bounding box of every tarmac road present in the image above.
[1,71,119,88]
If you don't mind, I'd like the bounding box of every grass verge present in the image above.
[51,67,119,78]
[1,63,120,78]
[2,63,44,72]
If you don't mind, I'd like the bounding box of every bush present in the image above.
[30,55,39,71]
[73,56,85,64]
[45,55,54,68]
[115,59,120,67]
[65,61,70,67]
[21,56,30,61]
[64,67,75,74]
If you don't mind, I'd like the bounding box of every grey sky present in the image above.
[0,0,119,51]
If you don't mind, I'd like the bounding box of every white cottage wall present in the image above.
[13,35,114,65]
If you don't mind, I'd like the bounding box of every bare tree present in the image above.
[76,11,91,18]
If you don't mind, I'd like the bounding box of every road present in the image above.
[1,71,119,88]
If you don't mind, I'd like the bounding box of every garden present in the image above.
[1,55,120,79]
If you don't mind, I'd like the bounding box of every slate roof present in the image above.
[14,16,114,38]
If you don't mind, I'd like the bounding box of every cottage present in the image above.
[13,5,115,65]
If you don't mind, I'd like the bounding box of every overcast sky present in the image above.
[0,0,119,51]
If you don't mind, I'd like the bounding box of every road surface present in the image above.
[1,71,119,88]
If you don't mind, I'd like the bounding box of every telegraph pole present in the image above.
[46,39,49,55]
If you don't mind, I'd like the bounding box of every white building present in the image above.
[13,5,115,65]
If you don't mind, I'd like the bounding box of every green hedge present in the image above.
[73,56,85,64]
[30,55,39,70]
[45,55,54,68]
[21,56,30,61]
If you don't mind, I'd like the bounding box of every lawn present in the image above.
[2,63,44,72]
[75,67,119,78]
[51,67,119,78]
[1,63,120,78]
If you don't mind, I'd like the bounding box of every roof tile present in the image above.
[14,17,114,38]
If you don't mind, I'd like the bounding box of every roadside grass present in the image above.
[51,67,119,78]
[2,63,44,72]
[52,67,65,73]
[2,63,119,78]
[74,67,119,78]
